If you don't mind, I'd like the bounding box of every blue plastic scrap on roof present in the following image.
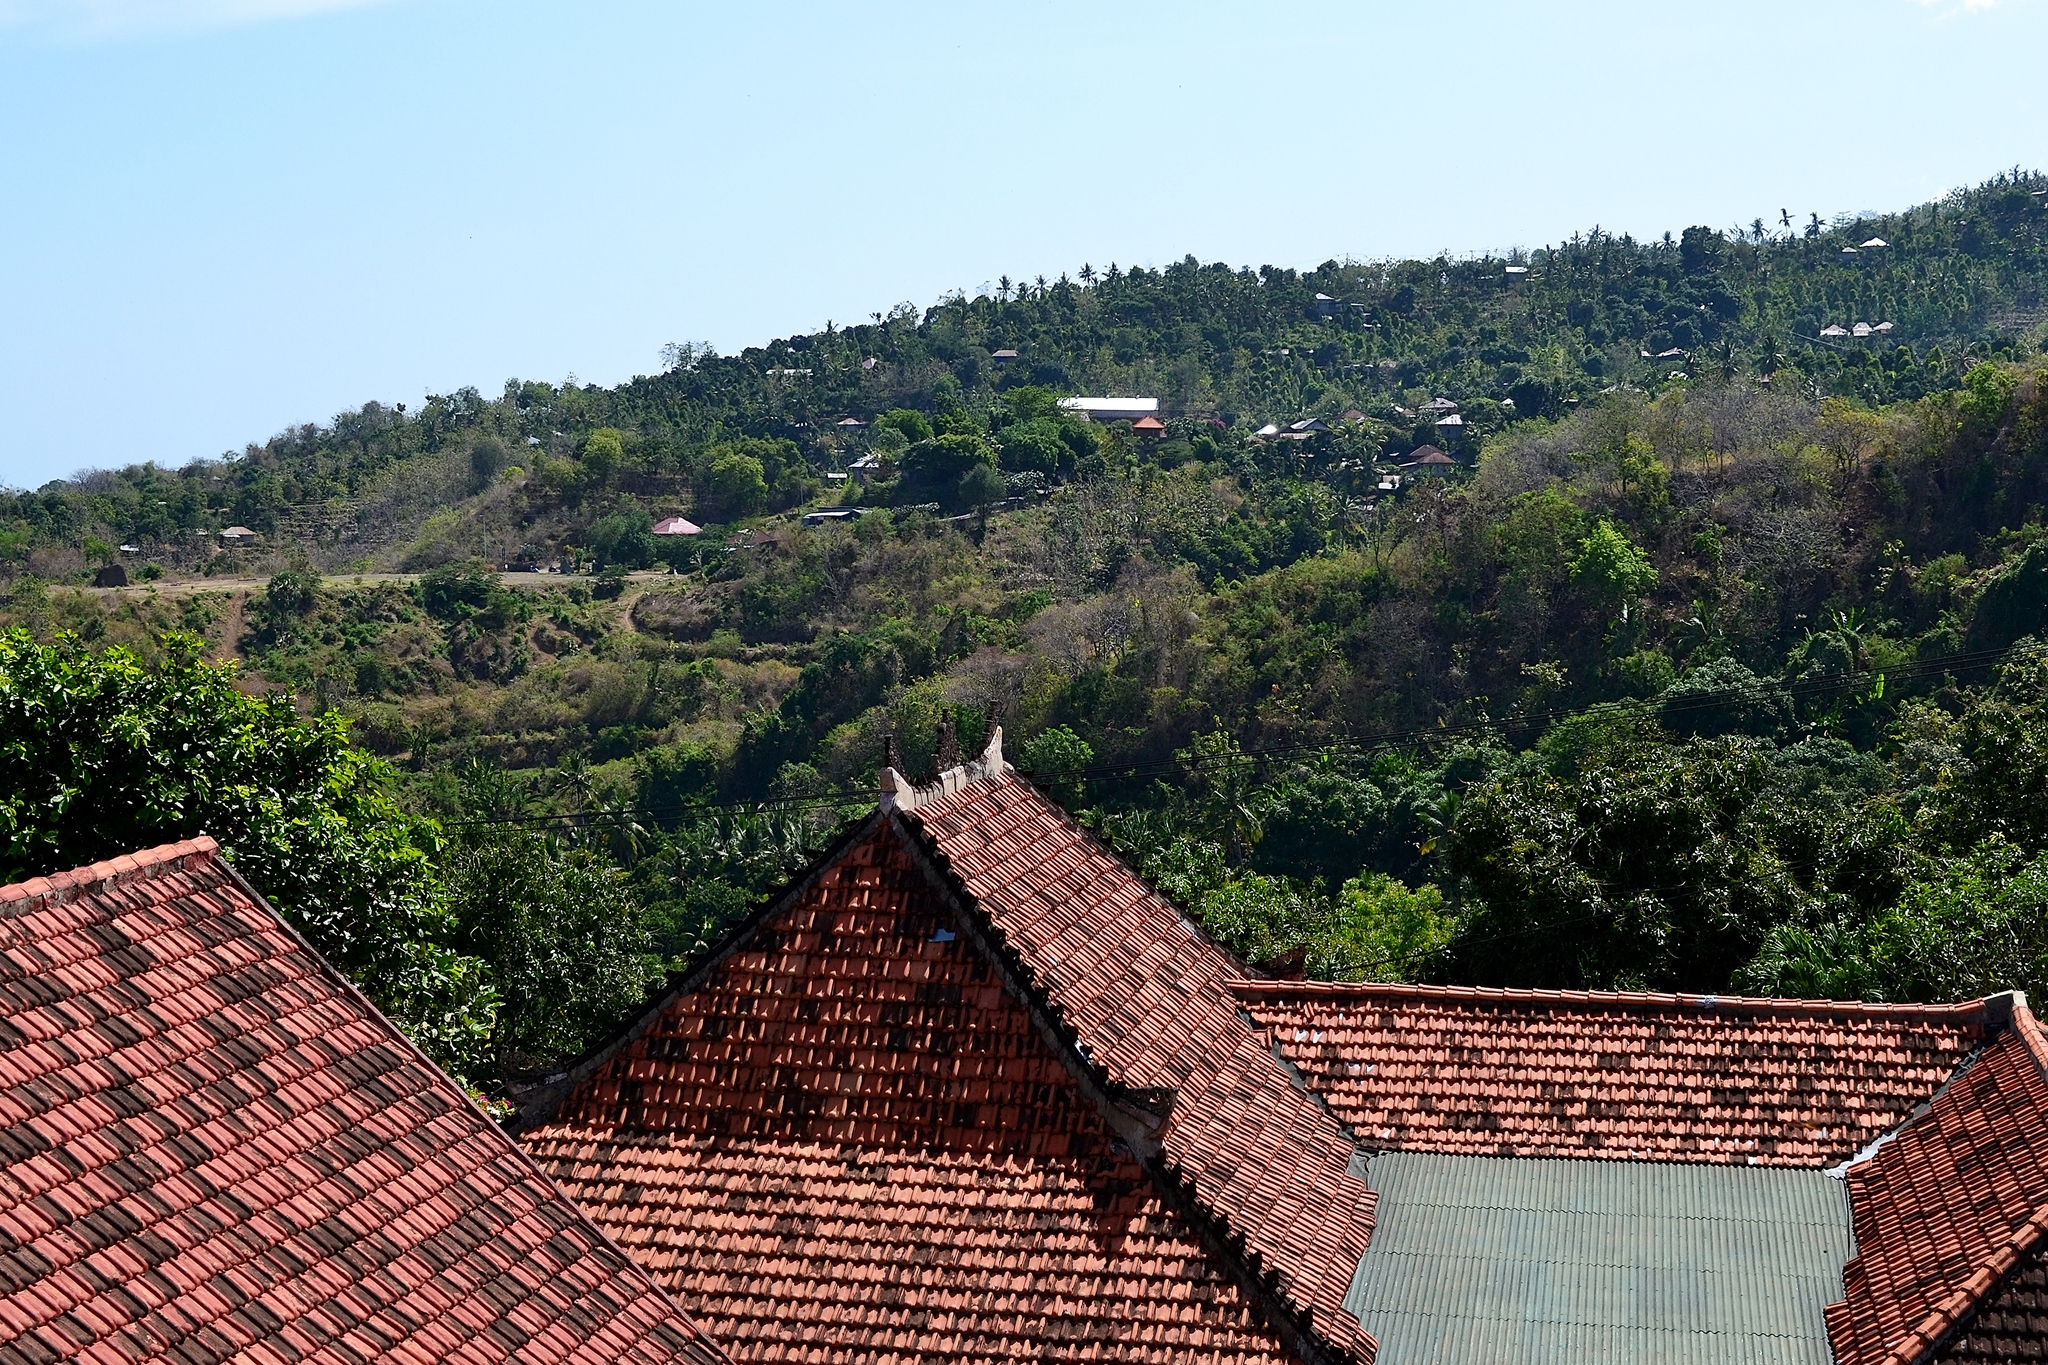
[1344,1152,1854,1365]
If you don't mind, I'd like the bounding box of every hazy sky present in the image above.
[2,0,2043,487]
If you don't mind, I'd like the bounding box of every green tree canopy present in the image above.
[0,628,492,1073]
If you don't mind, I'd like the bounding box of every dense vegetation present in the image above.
[7,170,2048,1092]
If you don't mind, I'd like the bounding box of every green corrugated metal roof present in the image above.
[1344,1153,1853,1365]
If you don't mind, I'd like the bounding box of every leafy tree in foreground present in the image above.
[0,628,493,1076]
[445,827,662,1082]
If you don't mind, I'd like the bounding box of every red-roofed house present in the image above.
[515,738,2048,1365]
[0,838,727,1365]
[516,732,1373,1364]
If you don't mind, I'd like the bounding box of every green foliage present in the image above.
[703,449,768,519]
[1569,519,1657,611]
[1657,657,1794,740]
[1969,541,2048,650]
[1018,725,1093,805]
[0,628,492,1075]
[418,559,517,627]
[446,828,661,1081]
[587,507,656,569]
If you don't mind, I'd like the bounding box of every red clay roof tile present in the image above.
[896,773,1377,1359]
[522,819,1311,1365]
[1232,979,1992,1166]
[0,839,726,1365]
[1827,1008,2048,1365]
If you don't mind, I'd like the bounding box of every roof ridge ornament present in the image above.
[880,726,1005,812]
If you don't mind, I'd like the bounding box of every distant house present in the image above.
[1874,321,1895,333]
[1340,408,1367,424]
[1288,417,1327,434]
[1504,264,1530,276]
[1853,323,1874,338]
[1434,413,1465,429]
[1402,445,1460,474]
[1841,246,1860,257]
[1255,423,1282,438]
[1861,237,1889,248]
[1423,396,1459,414]
[991,348,1019,363]
[1058,396,1159,423]
[1822,324,1851,338]
[848,453,885,485]
[835,417,867,436]
[802,508,864,526]
[1131,415,1167,438]
[1657,347,1687,360]
[653,516,702,537]
[1315,292,1340,318]
[861,357,879,371]
[218,525,256,544]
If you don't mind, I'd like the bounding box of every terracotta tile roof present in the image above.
[1930,1239,2048,1363]
[1234,979,1993,1166]
[0,838,725,1365]
[520,823,1299,1365]
[1827,1006,2048,1365]
[898,772,1377,1360]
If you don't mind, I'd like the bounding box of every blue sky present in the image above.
[1,0,2043,488]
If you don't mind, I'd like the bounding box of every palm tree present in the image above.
[997,275,1012,301]
[1079,263,1096,285]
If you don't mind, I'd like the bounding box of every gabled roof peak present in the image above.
[879,726,1006,812]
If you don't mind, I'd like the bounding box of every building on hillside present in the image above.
[509,739,2048,1365]
[1823,324,1852,337]
[0,838,727,1365]
[218,525,256,544]
[1316,293,1341,318]
[1131,415,1167,439]
[1058,396,1159,423]
[1423,396,1459,414]
[653,515,702,536]
[1402,445,1460,474]
[833,416,866,438]
[846,453,884,485]
[990,348,1019,363]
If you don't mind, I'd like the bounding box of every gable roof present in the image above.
[0,838,725,1365]
[892,758,1376,1359]
[517,811,1310,1365]
[1235,980,1994,1166]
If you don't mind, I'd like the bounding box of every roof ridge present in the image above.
[1874,1199,2048,1365]
[0,835,221,909]
[879,727,1006,813]
[1230,977,2011,1022]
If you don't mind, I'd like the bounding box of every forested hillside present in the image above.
[7,170,2048,1093]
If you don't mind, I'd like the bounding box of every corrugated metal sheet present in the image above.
[1344,1153,1853,1365]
